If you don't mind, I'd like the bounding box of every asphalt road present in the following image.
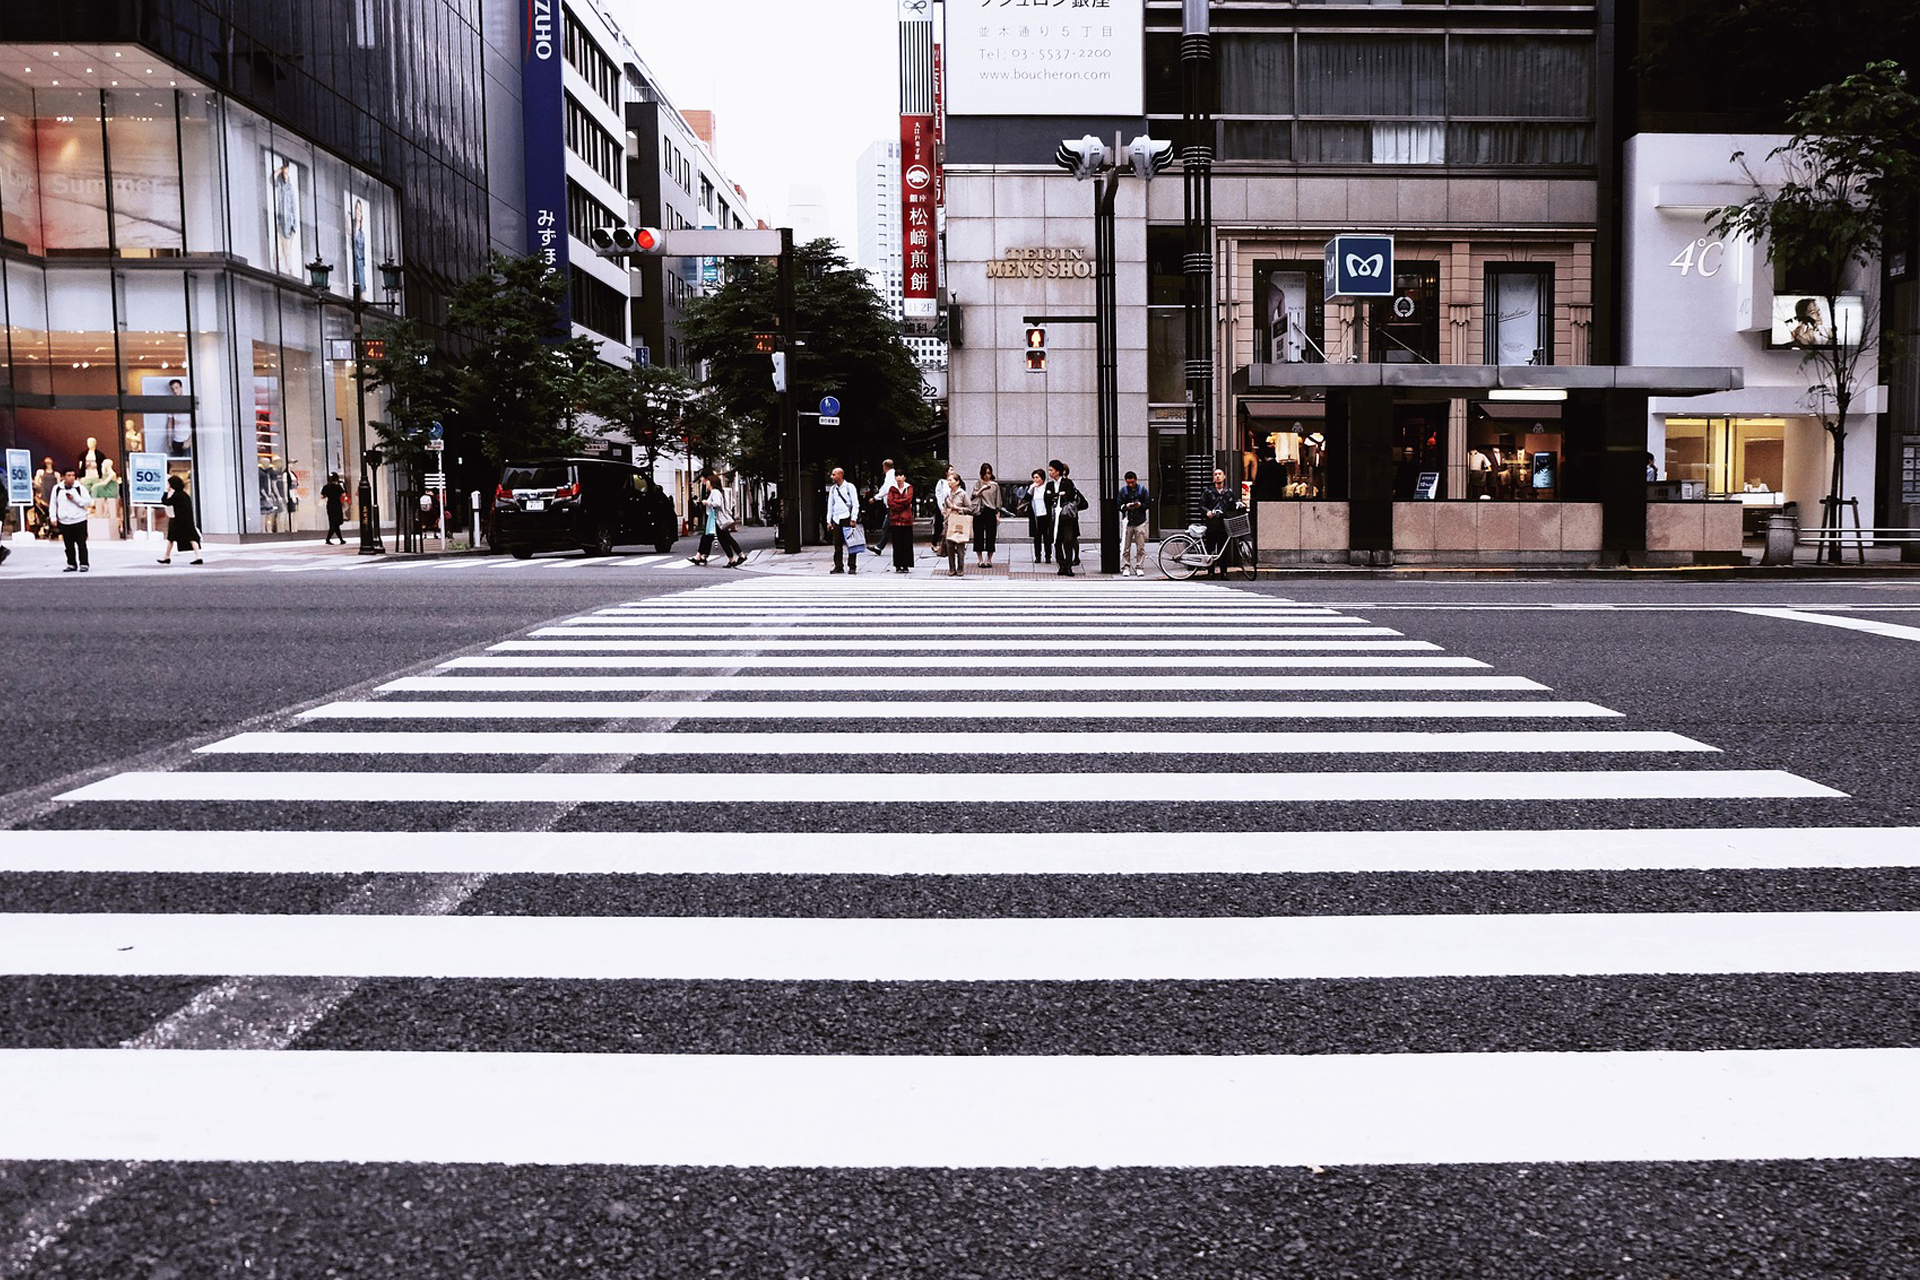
[2,567,1918,1278]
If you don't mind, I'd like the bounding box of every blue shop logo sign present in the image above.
[1324,234,1395,299]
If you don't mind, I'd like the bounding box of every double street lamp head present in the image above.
[306,256,406,298]
[1054,134,1174,182]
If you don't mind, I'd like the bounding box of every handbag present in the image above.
[945,511,973,542]
[842,522,867,555]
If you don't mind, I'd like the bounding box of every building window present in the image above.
[565,97,623,192]
[569,265,626,341]
[1253,260,1328,364]
[1485,265,1554,365]
[563,14,621,111]
[1371,262,1440,363]
[566,179,619,247]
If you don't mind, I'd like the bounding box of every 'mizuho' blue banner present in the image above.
[522,0,570,324]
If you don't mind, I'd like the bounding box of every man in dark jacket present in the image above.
[1200,468,1241,578]
[1117,471,1151,576]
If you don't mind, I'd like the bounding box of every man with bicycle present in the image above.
[1199,468,1243,579]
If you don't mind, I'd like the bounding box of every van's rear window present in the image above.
[502,465,570,489]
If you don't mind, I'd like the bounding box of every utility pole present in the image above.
[1181,0,1217,516]
[776,227,801,554]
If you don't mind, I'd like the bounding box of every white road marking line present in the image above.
[299,698,1621,721]
[199,729,1713,756]
[0,910,1902,980]
[1738,607,1920,644]
[382,675,1551,692]
[441,655,1490,670]
[497,638,1441,652]
[545,623,1400,636]
[8,826,1915,876]
[8,1046,1916,1166]
[56,768,1842,805]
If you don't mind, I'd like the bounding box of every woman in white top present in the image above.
[693,471,745,567]
[1024,467,1052,564]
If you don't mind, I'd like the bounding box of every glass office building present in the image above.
[0,2,491,538]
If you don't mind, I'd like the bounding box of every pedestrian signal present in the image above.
[1024,325,1047,373]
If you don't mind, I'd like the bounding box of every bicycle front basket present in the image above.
[1224,513,1252,538]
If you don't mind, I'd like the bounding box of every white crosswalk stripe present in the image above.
[4,576,1901,1188]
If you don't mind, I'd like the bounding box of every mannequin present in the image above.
[78,436,109,480]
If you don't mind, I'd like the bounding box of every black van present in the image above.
[490,457,679,558]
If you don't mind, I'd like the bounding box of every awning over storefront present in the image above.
[1234,364,1745,397]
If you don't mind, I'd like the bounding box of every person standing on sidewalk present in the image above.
[156,474,204,565]
[825,466,861,574]
[1024,468,1052,565]
[321,473,348,544]
[886,470,917,572]
[970,463,1001,570]
[1118,471,1151,576]
[50,470,93,572]
[1046,460,1085,577]
[940,466,974,577]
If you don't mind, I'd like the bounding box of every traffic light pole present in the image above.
[776,227,801,555]
[1094,159,1121,577]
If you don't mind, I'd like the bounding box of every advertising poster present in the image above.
[5,449,30,505]
[1490,272,1545,365]
[128,452,168,505]
[1253,262,1323,364]
[111,114,185,251]
[944,0,1144,117]
[344,193,373,297]
[143,375,192,459]
[265,150,305,277]
[0,116,40,250]
[1770,294,1864,348]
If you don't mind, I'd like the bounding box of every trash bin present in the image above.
[1762,511,1798,565]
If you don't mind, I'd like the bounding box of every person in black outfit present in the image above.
[156,474,203,565]
[1024,468,1052,564]
[1045,459,1084,577]
[321,472,348,544]
[1200,467,1241,578]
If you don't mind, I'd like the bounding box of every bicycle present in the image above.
[1158,512,1256,580]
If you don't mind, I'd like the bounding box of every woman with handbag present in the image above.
[886,471,917,572]
[940,466,974,577]
[970,463,1001,570]
[1046,459,1085,577]
[695,471,745,568]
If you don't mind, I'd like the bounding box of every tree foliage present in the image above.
[679,239,937,484]
[1711,62,1920,541]
[585,361,736,471]
[360,316,457,470]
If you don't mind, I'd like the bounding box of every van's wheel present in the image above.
[584,521,615,557]
[509,547,533,560]
[655,540,674,554]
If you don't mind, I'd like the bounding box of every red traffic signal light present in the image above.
[633,227,663,252]
[1024,325,1047,373]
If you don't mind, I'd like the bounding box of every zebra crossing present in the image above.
[2,575,1915,1264]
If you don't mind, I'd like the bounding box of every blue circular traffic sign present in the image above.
[818,396,840,417]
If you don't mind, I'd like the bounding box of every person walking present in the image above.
[871,458,899,554]
[156,473,204,565]
[1118,470,1151,576]
[321,472,348,544]
[886,470,917,572]
[825,466,861,574]
[940,465,973,577]
[970,463,1001,569]
[1046,460,1085,577]
[50,469,93,572]
[695,471,745,567]
[1023,468,1052,566]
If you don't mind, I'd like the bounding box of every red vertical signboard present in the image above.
[900,113,937,321]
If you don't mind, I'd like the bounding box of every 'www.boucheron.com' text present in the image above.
[982,68,1113,81]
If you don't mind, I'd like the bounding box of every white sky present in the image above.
[606,0,905,262]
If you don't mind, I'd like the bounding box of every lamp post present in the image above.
[308,254,403,554]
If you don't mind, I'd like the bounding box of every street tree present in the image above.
[586,361,737,471]
[362,316,457,471]
[1712,61,1920,557]
[680,239,936,485]
[444,252,605,463]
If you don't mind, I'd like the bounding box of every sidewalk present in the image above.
[0,530,472,579]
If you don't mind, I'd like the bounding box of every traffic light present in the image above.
[1125,135,1176,180]
[589,225,666,257]
[770,350,788,393]
[1024,325,1047,373]
[1054,135,1112,181]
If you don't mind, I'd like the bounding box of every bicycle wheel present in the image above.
[1158,533,1203,580]
[1234,537,1258,580]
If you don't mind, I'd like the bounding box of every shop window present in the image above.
[1371,262,1440,363]
[1486,265,1553,365]
[1664,417,1788,499]
[36,90,111,256]
[1246,416,1338,500]
[1253,260,1327,364]
[1469,409,1563,500]
[1393,404,1449,500]
[106,91,184,257]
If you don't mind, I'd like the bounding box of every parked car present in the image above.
[490,456,678,558]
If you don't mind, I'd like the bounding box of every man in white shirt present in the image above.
[50,469,93,572]
[825,467,860,573]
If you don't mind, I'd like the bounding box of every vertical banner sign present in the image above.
[522,0,570,323]
[932,42,945,208]
[129,453,168,506]
[5,449,31,505]
[899,0,937,321]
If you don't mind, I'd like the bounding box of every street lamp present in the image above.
[310,253,403,554]
[1053,132,1173,575]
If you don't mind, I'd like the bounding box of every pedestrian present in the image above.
[321,472,348,544]
[970,463,1001,569]
[932,464,959,562]
[872,459,902,554]
[825,466,861,574]
[695,470,745,567]
[1200,467,1241,578]
[156,473,204,565]
[886,469,917,572]
[1046,459,1085,577]
[1024,467,1052,565]
[49,469,92,573]
[1118,470,1151,576]
[940,465,973,577]
[861,484,887,555]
